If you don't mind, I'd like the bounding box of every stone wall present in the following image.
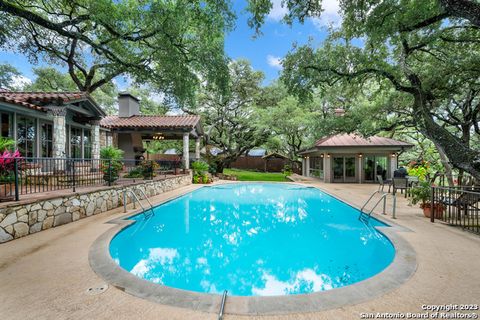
[0,174,191,243]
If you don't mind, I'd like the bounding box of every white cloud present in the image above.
[267,55,283,70]
[267,0,288,21]
[10,75,32,90]
[311,0,342,30]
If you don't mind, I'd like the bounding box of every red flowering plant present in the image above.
[0,149,22,183]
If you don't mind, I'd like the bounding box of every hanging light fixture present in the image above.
[152,133,165,140]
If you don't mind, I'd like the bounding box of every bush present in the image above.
[192,161,209,175]
[100,147,124,183]
[409,181,432,208]
[282,164,293,176]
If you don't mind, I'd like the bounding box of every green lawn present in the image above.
[223,169,290,182]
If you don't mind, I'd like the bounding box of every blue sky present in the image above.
[226,0,341,84]
[0,0,341,88]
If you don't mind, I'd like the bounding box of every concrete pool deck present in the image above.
[1,181,480,319]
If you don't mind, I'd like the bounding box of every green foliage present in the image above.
[0,0,235,106]
[282,164,293,176]
[409,181,432,208]
[124,167,143,179]
[192,161,209,175]
[0,63,21,90]
[278,0,480,180]
[140,160,160,179]
[100,146,124,160]
[223,169,289,182]
[190,60,268,173]
[0,137,15,151]
[407,160,432,182]
[100,146,124,183]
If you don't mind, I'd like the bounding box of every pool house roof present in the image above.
[299,134,413,155]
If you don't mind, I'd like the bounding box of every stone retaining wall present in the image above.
[0,174,191,243]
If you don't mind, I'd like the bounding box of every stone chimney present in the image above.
[334,108,345,117]
[118,92,140,117]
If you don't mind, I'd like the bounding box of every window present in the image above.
[83,130,92,159]
[70,127,82,158]
[41,123,53,158]
[364,156,387,181]
[1,113,12,138]
[17,116,36,157]
[309,156,324,179]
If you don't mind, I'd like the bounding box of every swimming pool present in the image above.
[109,183,395,297]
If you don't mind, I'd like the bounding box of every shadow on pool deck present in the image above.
[1,181,480,320]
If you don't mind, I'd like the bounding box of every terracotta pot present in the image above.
[422,203,444,219]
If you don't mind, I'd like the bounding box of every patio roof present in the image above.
[100,114,203,137]
[0,90,106,117]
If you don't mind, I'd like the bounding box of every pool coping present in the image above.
[89,182,417,315]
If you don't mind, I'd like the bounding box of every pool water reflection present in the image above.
[109,183,395,296]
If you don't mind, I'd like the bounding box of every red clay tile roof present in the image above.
[314,134,413,147]
[100,115,201,129]
[0,90,88,111]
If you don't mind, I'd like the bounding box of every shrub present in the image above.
[192,161,209,175]
[0,137,15,152]
[140,160,160,179]
[282,164,293,176]
[409,181,432,208]
[202,174,209,184]
[100,147,124,183]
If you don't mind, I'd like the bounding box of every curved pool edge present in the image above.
[89,182,417,315]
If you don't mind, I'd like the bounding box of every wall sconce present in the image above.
[358,153,363,158]
[327,153,331,158]
[391,153,396,158]
[320,154,324,158]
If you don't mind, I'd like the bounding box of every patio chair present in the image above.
[377,175,391,193]
[392,178,408,198]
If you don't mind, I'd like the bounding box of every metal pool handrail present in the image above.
[359,190,396,220]
[218,290,228,320]
[123,189,155,217]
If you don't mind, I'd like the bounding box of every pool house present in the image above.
[299,134,413,183]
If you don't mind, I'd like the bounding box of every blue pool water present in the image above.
[110,183,395,296]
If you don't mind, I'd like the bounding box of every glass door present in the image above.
[345,157,356,182]
[333,157,357,182]
[333,157,344,182]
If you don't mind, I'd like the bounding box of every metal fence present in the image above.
[431,186,480,235]
[0,157,182,202]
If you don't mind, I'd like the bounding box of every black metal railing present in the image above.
[431,185,480,235]
[0,157,183,202]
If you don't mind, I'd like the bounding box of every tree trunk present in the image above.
[410,85,480,181]
[432,140,455,186]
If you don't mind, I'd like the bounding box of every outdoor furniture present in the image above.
[377,175,392,192]
[392,178,408,198]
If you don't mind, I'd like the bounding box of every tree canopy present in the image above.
[0,0,234,105]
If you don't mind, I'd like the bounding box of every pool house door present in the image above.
[332,156,356,183]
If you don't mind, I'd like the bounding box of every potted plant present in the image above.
[140,160,160,180]
[100,146,124,184]
[409,181,444,218]
[0,149,22,202]
[191,161,210,184]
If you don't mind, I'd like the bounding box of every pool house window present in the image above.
[309,156,324,179]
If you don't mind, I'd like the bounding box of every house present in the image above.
[0,91,202,169]
[298,134,413,183]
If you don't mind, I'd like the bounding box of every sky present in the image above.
[0,0,342,89]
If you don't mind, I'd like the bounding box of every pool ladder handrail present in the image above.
[123,189,155,217]
[218,290,228,320]
[359,190,396,220]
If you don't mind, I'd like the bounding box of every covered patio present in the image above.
[100,93,203,170]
